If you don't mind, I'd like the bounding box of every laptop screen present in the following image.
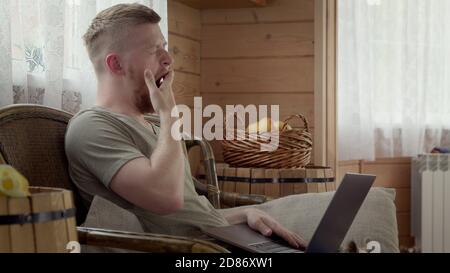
[305,173,375,253]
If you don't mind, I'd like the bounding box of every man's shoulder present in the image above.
[65,107,125,144]
[67,107,132,138]
[69,107,118,126]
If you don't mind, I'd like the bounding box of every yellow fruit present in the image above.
[247,118,292,133]
[274,120,293,131]
[258,117,272,132]
[247,120,259,134]
[247,117,272,133]
[273,120,283,131]
[0,165,31,197]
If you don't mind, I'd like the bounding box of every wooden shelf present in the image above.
[175,0,267,10]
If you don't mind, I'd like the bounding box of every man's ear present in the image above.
[105,54,124,75]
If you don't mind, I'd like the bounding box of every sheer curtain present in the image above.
[0,0,168,113]
[338,0,450,161]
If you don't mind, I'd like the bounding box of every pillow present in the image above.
[346,187,399,253]
[81,195,145,253]
[219,187,400,253]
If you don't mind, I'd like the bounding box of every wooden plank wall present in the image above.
[200,0,315,162]
[169,2,407,252]
[338,157,414,249]
[168,0,202,175]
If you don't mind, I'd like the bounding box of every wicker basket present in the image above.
[222,114,313,169]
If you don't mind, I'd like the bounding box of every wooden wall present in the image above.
[338,158,414,249]
[200,0,315,162]
[168,1,410,251]
[168,0,202,174]
[169,0,316,169]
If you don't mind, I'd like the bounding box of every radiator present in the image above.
[411,154,450,253]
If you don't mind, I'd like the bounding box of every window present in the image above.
[338,0,450,160]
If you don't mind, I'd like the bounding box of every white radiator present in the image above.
[411,154,450,253]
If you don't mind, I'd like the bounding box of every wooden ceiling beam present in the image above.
[175,0,268,10]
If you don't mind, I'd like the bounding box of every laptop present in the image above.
[203,173,376,253]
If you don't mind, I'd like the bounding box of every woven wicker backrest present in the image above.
[0,104,88,225]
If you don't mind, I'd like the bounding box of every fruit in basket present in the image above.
[274,120,292,132]
[247,117,292,133]
[0,165,31,197]
[247,117,270,133]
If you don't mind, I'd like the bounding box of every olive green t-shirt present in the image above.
[65,106,229,237]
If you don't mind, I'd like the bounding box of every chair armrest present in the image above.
[193,178,272,207]
[187,139,221,208]
[77,227,230,253]
[220,191,274,207]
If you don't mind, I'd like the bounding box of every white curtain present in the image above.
[0,0,168,113]
[338,0,450,161]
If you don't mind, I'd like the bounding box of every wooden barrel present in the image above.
[197,164,336,199]
[0,187,77,253]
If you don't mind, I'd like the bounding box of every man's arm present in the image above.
[220,207,307,249]
[110,70,185,215]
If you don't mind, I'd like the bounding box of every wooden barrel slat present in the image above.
[250,169,265,195]
[62,191,78,243]
[0,187,77,253]
[305,168,319,193]
[32,192,68,252]
[292,169,308,194]
[280,169,302,196]
[236,168,251,195]
[8,197,35,253]
[0,196,10,252]
[325,168,336,191]
[197,165,336,199]
[264,169,280,198]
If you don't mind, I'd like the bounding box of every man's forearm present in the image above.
[149,111,185,194]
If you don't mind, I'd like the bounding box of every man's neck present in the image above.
[95,79,159,128]
[96,99,140,117]
[96,84,144,117]
[96,99,153,127]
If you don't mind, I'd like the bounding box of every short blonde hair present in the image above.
[83,3,161,72]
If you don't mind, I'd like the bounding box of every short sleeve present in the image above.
[65,112,146,188]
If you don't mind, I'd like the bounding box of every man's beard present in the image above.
[127,66,154,114]
[134,84,154,114]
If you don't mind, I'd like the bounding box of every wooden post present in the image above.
[314,0,338,180]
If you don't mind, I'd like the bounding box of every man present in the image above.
[65,3,305,249]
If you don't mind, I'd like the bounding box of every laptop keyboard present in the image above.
[248,240,303,253]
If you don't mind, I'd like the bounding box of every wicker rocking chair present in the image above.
[0,104,271,253]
